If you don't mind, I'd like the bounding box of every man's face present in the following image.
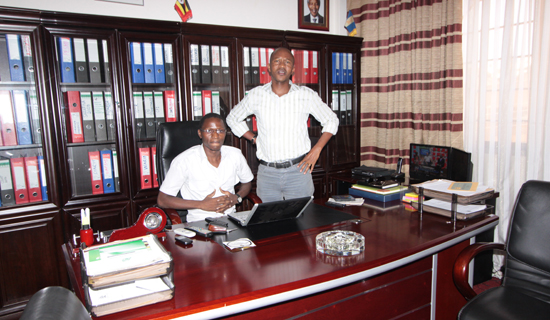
[268,48,295,84]
[198,118,226,152]
[307,0,320,17]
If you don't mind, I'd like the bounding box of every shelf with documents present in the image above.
[185,37,234,122]
[50,31,122,201]
[0,29,49,208]
[326,47,359,171]
[121,33,180,195]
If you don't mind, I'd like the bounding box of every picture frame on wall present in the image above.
[298,0,329,31]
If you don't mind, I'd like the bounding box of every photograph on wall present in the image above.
[298,0,329,31]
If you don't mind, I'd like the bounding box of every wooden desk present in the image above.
[62,200,498,320]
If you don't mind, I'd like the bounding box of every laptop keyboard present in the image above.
[230,211,249,222]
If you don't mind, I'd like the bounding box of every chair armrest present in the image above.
[246,192,262,204]
[163,208,183,225]
[453,242,505,300]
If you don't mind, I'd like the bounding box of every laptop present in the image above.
[228,196,314,227]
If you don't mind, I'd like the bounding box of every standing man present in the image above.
[226,47,338,202]
[304,0,324,24]
[157,113,253,222]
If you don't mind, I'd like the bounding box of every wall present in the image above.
[1,0,348,36]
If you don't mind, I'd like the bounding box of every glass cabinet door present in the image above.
[328,49,358,167]
[0,30,49,206]
[188,41,233,121]
[54,35,120,198]
[127,39,178,192]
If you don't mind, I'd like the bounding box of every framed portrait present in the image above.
[298,0,329,31]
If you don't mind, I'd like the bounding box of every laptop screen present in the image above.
[246,196,313,226]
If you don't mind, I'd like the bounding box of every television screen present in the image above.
[409,143,473,184]
[410,144,450,183]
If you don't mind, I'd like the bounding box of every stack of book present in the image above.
[80,234,174,317]
[349,183,408,202]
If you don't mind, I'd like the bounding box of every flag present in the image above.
[175,0,193,22]
[344,10,357,37]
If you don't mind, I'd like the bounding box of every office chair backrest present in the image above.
[156,121,202,185]
[503,180,550,301]
[20,286,91,320]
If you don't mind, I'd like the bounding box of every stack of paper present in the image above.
[80,234,174,316]
[412,199,489,220]
[327,196,365,206]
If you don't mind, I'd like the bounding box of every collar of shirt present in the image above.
[263,80,300,96]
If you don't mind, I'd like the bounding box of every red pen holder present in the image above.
[80,227,94,247]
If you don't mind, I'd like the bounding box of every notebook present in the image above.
[228,196,313,227]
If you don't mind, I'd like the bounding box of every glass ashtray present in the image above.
[316,230,365,256]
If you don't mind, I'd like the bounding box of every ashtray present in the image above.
[316,230,365,256]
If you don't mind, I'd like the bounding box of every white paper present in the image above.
[423,199,486,215]
[418,180,491,197]
[83,234,171,276]
[87,277,169,306]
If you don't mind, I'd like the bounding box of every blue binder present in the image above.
[37,154,48,201]
[5,34,25,82]
[57,37,75,83]
[332,52,339,84]
[153,43,165,83]
[100,149,115,193]
[130,42,144,83]
[142,42,155,83]
[338,52,345,84]
[11,90,32,145]
[346,53,354,84]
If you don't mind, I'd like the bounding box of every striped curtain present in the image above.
[348,0,464,177]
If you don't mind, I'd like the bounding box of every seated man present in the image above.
[157,113,253,222]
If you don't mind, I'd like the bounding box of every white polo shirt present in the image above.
[159,145,253,222]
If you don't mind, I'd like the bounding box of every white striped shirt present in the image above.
[227,81,339,162]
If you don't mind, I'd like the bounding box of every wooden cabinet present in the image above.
[0,7,361,318]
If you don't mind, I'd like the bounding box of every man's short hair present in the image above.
[269,47,294,64]
[199,113,227,129]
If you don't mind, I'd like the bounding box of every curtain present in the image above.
[348,0,464,173]
[463,0,550,274]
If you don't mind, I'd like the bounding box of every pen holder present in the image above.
[80,227,94,247]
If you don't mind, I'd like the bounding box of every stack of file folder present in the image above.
[80,234,174,317]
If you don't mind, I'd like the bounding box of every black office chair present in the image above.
[155,121,260,224]
[156,121,203,224]
[453,180,550,319]
[20,286,91,320]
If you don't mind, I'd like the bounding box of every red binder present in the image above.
[0,90,17,146]
[163,90,176,122]
[88,150,104,194]
[10,157,29,204]
[64,91,84,143]
[151,146,158,188]
[24,156,42,202]
[252,115,257,132]
[139,147,152,189]
[259,48,269,84]
[301,50,310,83]
[293,50,303,84]
[309,50,318,84]
[202,90,212,115]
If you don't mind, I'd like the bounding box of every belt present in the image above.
[259,154,306,169]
